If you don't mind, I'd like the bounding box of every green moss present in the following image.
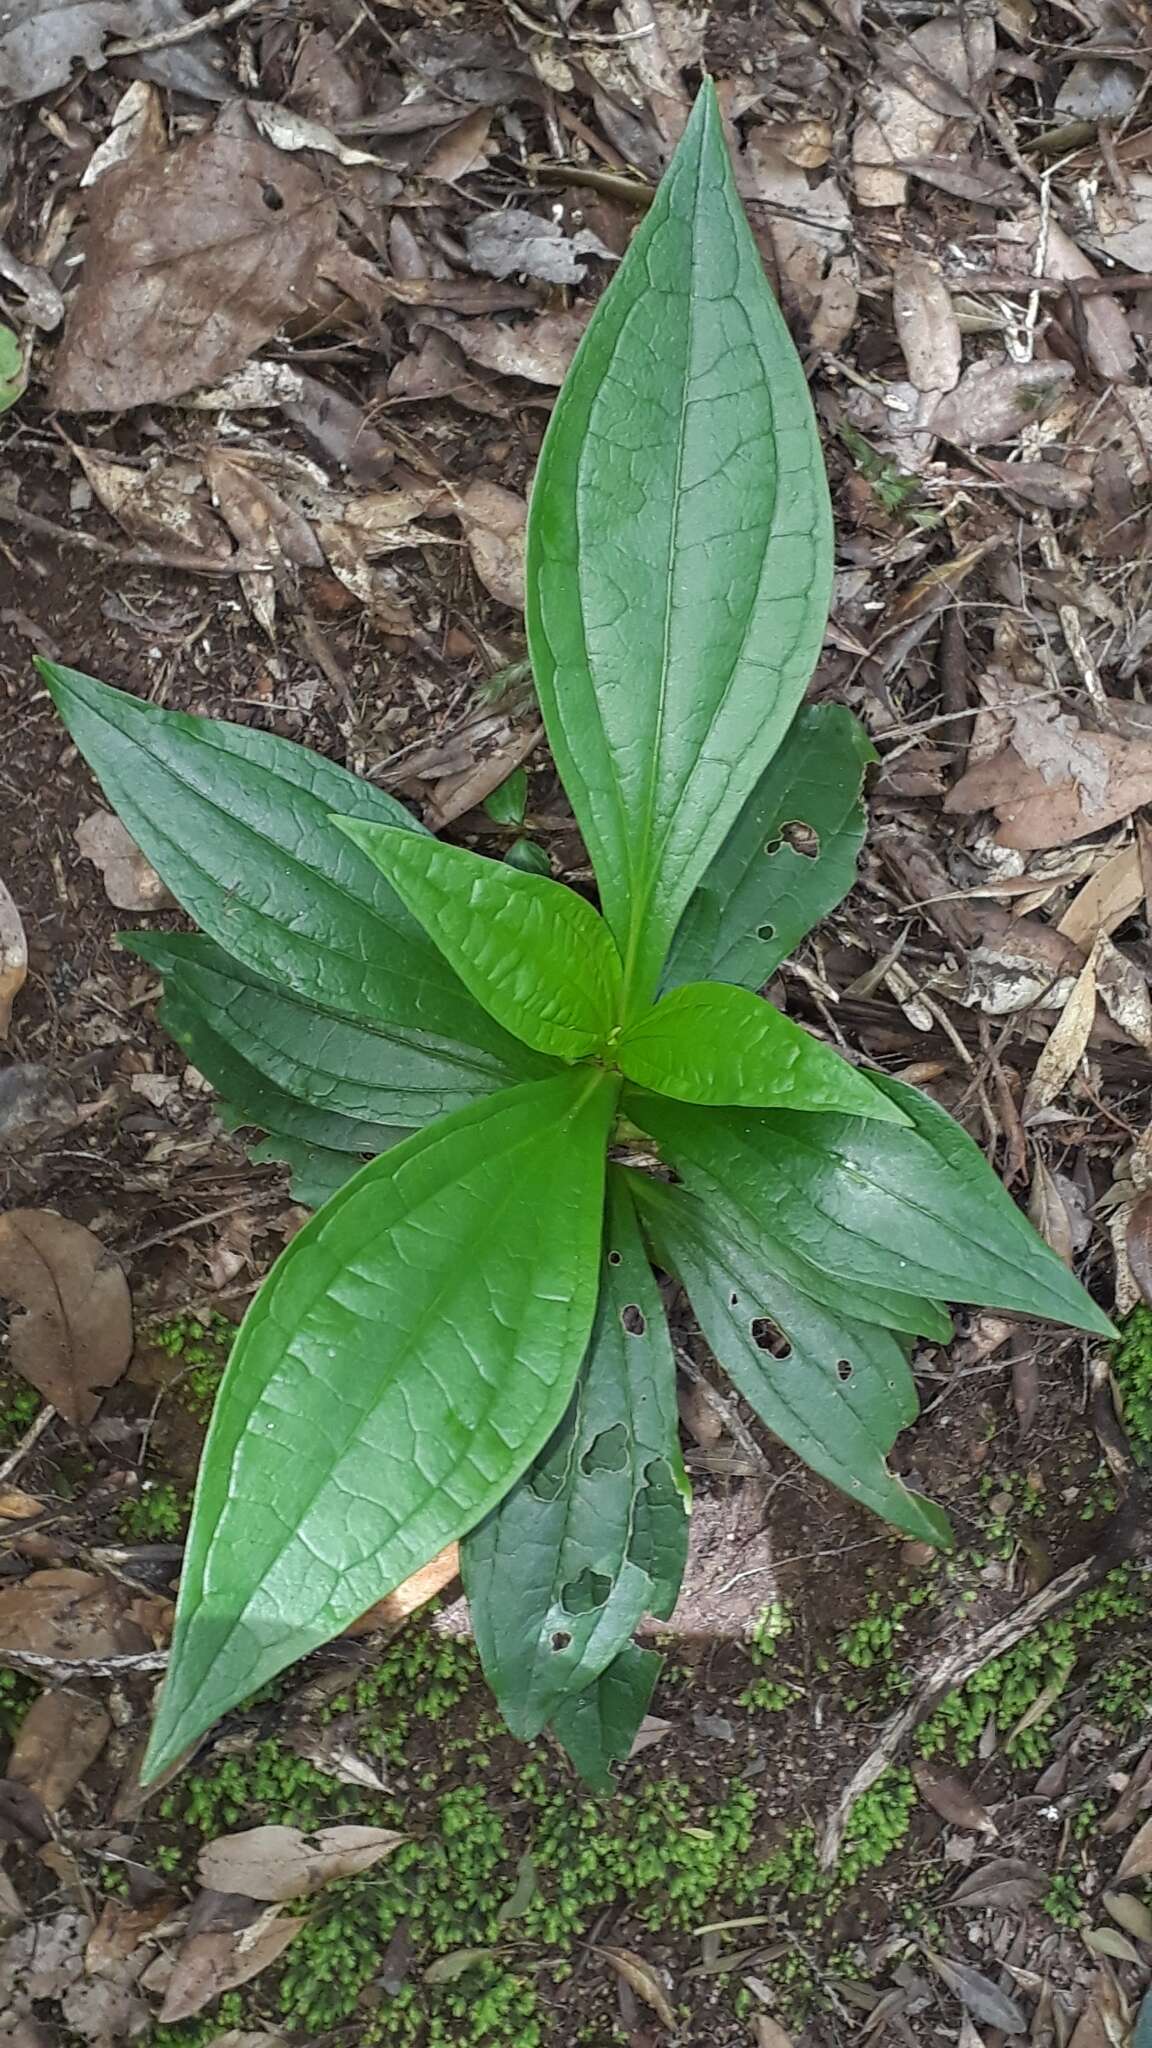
[918,1567,1147,1768]
[149,1311,233,1420]
[117,1482,188,1542]
[1043,1870,1086,1928]
[0,1370,39,1447]
[1110,1305,1152,1459]
[739,1599,798,1711]
[0,1667,37,1737]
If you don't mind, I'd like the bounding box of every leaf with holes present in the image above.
[462,1172,689,1750]
[636,1174,951,1544]
[143,1071,617,1780]
[526,79,833,1016]
[665,703,876,991]
[547,1642,663,1794]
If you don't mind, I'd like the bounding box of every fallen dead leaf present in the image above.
[1095,935,1152,1049]
[0,1210,132,1425]
[159,1895,303,2024]
[86,1897,179,1976]
[198,1823,406,1903]
[1117,1812,1152,1883]
[892,254,961,395]
[81,79,166,189]
[752,2018,795,2048]
[1029,1156,1080,1268]
[75,811,174,911]
[854,13,995,208]
[464,209,615,286]
[946,687,1152,851]
[1000,213,1136,385]
[1102,1739,1152,1836]
[921,1949,1026,2034]
[452,482,526,609]
[203,2035,290,2048]
[0,1570,168,1661]
[435,308,589,387]
[70,448,231,562]
[911,1761,998,1835]
[595,1946,677,2031]
[420,107,492,183]
[1126,1192,1152,1309]
[0,878,27,1039]
[0,1066,76,1152]
[1068,1968,1130,2048]
[930,359,1076,448]
[244,100,382,169]
[1103,1890,1152,1942]
[744,137,858,352]
[949,1858,1047,1911]
[7,1693,111,1812]
[1022,940,1098,1118]
[1,1911,90,2003]
[1058,844,1144,950]
[51,105,339,412]
[0,1488,45,1524]
[0,0,229,105]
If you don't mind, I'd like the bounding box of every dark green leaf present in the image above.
[461,1172,689,1741]
[626,1089,950,1341]
[666,704,876,991]
[143,1069,618,1781]
[247,1133,367,1211]
[618,981,908,1121]
[504,839,551,877]
[636,1175,951,1545]
[483,767,528,827]
[126,931,529,1126]
[525,81,833,1016]
[631,1082,1115,1336]
[41,663,551,1077]
[547,1643,663,1794]
[333,821,622,1060]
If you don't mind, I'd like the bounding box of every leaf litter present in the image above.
[6,4,1152,2044]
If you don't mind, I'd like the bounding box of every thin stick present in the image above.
[0,495,266,578]
[104,0,259,56]
[0,1403,56,1486]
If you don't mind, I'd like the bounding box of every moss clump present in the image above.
[918,1567,1147,1768]
[0,1667,37,1737]
[116,1481,188,1542]
[739,1599,798,1712]
[1110,1304,1152,1459]
[149,1311,233,1420]
[0,1371,39,1447]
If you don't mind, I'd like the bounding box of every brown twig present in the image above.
[103,0,259,56]
[0,494,266,578]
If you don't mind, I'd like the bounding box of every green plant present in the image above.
[1110,1304,1152,1458]
[150,1311,233,1419]
[42,83,1112,1790]
[0,324,24,414]
[117,1482,188,1542]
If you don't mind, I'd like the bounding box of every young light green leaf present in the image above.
[143,1069,618,1782]
[332,820,622,1060]
[631,1083,1115,1336]
[624,1091,950,1341]
[526,80,833,1016]
[41,663,550,1077]
[547,1643,663,1794]
[461,1172,689,1742]
[126,931,536,1126]
[617,982,908,1121]
[665,704,876,991]
[636,1176,951,1547]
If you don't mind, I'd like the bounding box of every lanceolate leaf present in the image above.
[632,1084,1115,1335]
[143,1071,618,1781]
[617,981,908,1121]
[526,82,833,1016]
[333,821,622,1060]
[665,703,876,992]
[462,1173,689,1742]
[41,663,551,1075]
[627,1090,950,1341]
[636,1176,951,1546]
[126,932,534,1126]
[547,1643,663,1794]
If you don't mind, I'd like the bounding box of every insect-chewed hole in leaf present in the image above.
[607,1248,622,1267]
[262,182,284,211]
[765,819,821,860]
[560,1568,611,1616]
[580,1423,629,1475]
[756,923,776,942]
[836,1358,854,1382]
[751,1316,793,1360]
[620,1303,646,1337]
[527,1438,570,1503]
[551,1629,573,1651]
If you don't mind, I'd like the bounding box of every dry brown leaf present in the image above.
[1029,1156,1078,1267]
[752,2018,795,2048]
[198,1824,406,1903]
[0,1863,26,1922]
[949,1858,1047,1910]
[897,151,1027,208]
[0,1570,166,1661]
[81,80,166,189]
[1000,213,1136,384]
[1,1911,90,2003]
[892,255,962,394]
[70,448,231,562]
[7,1693,111,1813]
[595,1946,677,2031]
[0,1488,45,1524]
[1101,1739,1152,1835]
[204,2035,290,2048]
[159,1897,304,2023]
[921,1949,1026,2034]
[344,1541,460,1635]
[1022,941,1098,1117]
[452,482,526,609]
[911,1761,998,1835]
[946,689,1152,851]
[437,309,589,388]
[1067,1970,1130,2048]
[1125,1191,1152,1308]
[854,13,995,208]
[202,449,324,636]
[74,811,174,912]
[464,209,614,286]
[86,1897,179,1976]
[744,138,858,353]
[1058,844,1143,949]
[1095,935,1152,1049]
[244,100,381,169]
[421,107,492,183]
[930,359,1076,447]
[0,0,228,105]
[1084,1926,1141,1964]
[1102,1890,1152,1941]
[1116,1811,1152,1883]
[51,106,339,412]
[0,1210,132,1425]
[0,878,27,1040]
